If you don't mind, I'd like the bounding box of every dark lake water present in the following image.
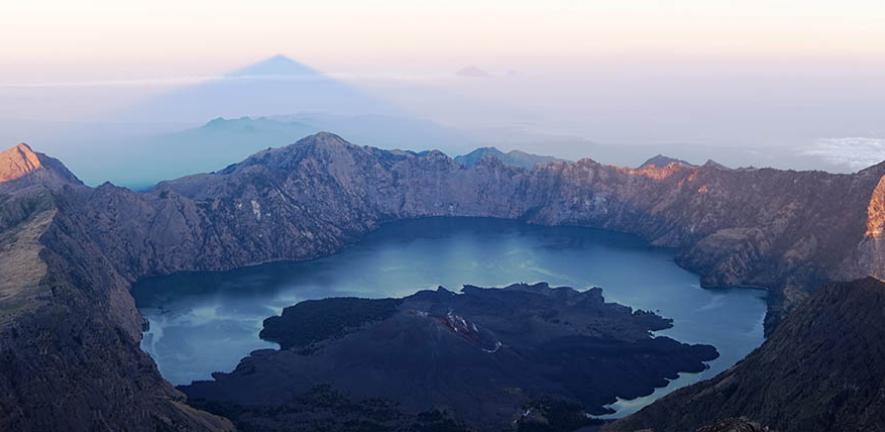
[133,217,766,416]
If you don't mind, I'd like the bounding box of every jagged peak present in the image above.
[702,159,729,170]
[208,132,360,177]
[14,142,35,152]
[640,154,694,169]
[0,142,43,182]
[0,142,82,187]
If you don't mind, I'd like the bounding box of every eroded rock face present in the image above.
[182,283,717,429]
[2,133,885,430]
[0,143,80,189]
[843,172,885,284]
[0,143,42,183]
[608,277,885,432]
[62,132,885,304]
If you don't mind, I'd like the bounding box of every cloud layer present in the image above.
[803,137,885,171]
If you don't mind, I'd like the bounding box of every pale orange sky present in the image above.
[3,0,885,83]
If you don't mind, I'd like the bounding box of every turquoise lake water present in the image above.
[134,217,766,416]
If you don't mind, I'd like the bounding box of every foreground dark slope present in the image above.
[1,132,885,430]
[610,277,885,432]
[0,145,233,431]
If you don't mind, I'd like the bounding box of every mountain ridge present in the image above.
[454,146,564,169]
[640,154,695,169]
[2,133,885,430]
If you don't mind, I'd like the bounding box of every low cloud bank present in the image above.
[803,137,885,171]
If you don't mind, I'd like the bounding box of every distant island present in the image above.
[182,282,718,431]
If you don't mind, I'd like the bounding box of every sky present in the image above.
[2,0,885,171]
[4,0,885,80]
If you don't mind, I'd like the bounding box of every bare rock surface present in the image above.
[2,133,885,430]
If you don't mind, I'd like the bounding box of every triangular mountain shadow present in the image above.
[226,54,318,78]
[119,55,396,123]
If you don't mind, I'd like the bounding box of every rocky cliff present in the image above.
[75,133,885,302]
[2,132,885,430]
[608,277,885,432]
[145,133,885,330]
[0,148,232,431]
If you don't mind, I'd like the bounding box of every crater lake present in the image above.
[133,217,766,416]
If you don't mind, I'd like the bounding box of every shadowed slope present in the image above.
[608,277,885,432]
[0,158,231,431]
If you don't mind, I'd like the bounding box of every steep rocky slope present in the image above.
[0,143,79,191]
[609,277,885,432]
[0,147,232,431]
[2,132,885,430]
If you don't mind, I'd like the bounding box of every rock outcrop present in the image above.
[608,277,885,432]
[0,143,80,190]
[2,132,885,430]
[0,143,42,182]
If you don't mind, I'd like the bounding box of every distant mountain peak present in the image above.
[300,131,349,146]
[455,147,563,169]
[703,159,729,170]
[226,54,318,78]
[640,154,694,169]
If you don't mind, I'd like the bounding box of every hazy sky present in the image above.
[4,0,885,81]
[2,0,885,171]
